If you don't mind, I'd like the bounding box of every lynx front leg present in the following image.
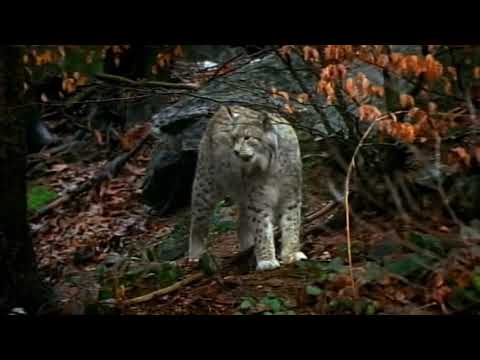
[188,170,218,259]
[279,203,307,264]
[245,205,279,271]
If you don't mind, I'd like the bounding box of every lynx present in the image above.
[188,105,306,271]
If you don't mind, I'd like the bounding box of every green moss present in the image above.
[28,185,57,212]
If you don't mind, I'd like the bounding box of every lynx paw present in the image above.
[281,251,307,264]
[256,259,281,271]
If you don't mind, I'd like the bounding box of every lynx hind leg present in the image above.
[188,165,218,260]
[279,203,307,264]
[238,209,254,252]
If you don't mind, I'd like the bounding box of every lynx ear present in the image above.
[262,113,273,131]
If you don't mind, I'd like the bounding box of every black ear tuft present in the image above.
[262,113,273,131]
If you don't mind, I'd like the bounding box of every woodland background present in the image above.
[1,45,480,315]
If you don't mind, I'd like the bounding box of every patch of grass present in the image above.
[296,257,347,285]
[328,297,377,315]
[96,257,184,302]
[237,295,296,315]
[211,200,237,234]
[27,185,57,212]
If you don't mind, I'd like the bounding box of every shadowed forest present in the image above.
[2,45,480,315]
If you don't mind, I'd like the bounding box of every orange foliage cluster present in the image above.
[24,47,64,66]
[271,87,311,114]
[359,105,469,145]
[61,71,89,94]
[151,45,184,75]
[286,44,478,152]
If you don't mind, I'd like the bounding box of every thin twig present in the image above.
[344,112,407,296]
[433,132,462,226]
[121,272,204,306]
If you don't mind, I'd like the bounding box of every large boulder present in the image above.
[142,46,433,216]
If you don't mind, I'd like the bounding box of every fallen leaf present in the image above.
[125,163,145,176]
[49,164,69,172]
[94,130,104,145]
[439,226,450,233]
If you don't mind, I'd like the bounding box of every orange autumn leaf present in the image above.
[358,104,382,122]
[345,78,357,97]
[297,93,309,103]
[284,103,295,114]
[474,66,480,79]
[400,94,415,109]
[277,91,290,101]
[173,45,184,58]
[361,76,370,93]
[451,147,471,167]
[369,85,385,97]
[278,45,292,59]
[303,46,320,62]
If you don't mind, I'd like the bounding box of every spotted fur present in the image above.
[188,105,306,271]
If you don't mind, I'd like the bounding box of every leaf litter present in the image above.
[29,127,480,316]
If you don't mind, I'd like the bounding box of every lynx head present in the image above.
[227,107,278,175]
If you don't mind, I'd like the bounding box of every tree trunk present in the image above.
[0,45,50,314]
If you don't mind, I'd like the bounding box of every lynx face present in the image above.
[228,114,278,176]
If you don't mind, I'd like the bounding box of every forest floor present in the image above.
[28,124,480,316]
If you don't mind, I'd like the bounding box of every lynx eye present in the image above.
[244,136,251,141]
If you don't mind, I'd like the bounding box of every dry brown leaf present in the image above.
[428,102,438,113]
[49,164,69,172]
[451,147,471,167]
[94,130,104,145]
[439,226,450,233]
[173,45,184,58]
[474,146,480,164]
[125,163,145,176]
[474,66,480,79]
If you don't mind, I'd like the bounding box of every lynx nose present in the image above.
[234,150,253,161]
